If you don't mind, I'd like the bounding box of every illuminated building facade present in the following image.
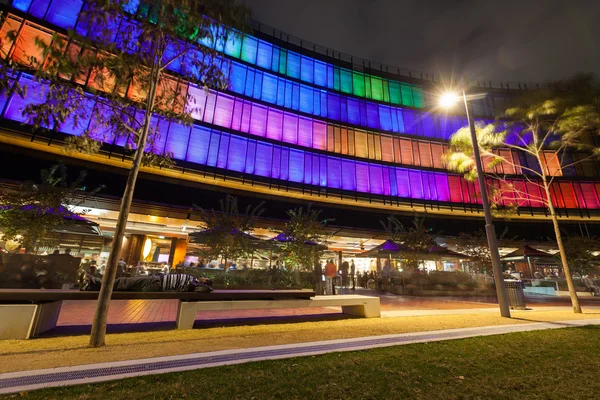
[0,0,599,229]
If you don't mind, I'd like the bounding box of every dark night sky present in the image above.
[243,0,600,84]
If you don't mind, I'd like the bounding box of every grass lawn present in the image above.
[1,310,600,374]
[6,326,600,400]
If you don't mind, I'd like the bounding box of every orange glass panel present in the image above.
[354,130,367,158]
[542,151,562,176]
[340,127,348,154]
[431,143,444,169]
[327,125,335,152]
[418,141,432,167]
[380,136,393,162]
[399,138,412,165]
[12,23,52,67]
[0,16,22,59]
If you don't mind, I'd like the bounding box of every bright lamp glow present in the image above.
[439,92,459,108]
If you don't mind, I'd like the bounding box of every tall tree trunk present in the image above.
[88,64,160,348]
[542,178,582,313]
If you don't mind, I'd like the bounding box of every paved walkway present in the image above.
[53,288,600,334]
[3,317,599,395]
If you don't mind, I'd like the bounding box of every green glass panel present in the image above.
[365,75,371,98]
[352,72,365,97]
[279,50,287,75]
[371,77,383,101]
[333,68,340,91]
[401,83,413,107]
[340,68,352,94]
[389,82,401,105]
[413,86,425,108]
[224,33,242,58]
[382,80,390,103]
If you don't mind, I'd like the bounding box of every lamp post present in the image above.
[440,90,511,318]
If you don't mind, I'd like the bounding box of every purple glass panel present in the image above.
[382,167,391,196]
[282,113,298,144]
[266,109,283,141]
[327,93,341,121]
[347,98,361,125]
[240,101,252,133]
[369,165,383,194]
[165,122,190,160]
[356,162,369,193]
[327,158,341,189]
[297,117,313,148]
[279,148,289,181]
[249,104,267,137]
[341,160,356,191]
[311,154,320,186]
[216,133,230,169]
[435,173,450,202]
[206,130,221,167]
[409,171,424,199]
[213,94,234,129]
[396,169,410,198]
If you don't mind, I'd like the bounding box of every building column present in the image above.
[169,238,188,268]
[121,234,146,266]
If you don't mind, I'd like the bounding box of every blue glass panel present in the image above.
[254,142,272,177]
[252,71,263,98]
[299,86,313,114]
[379,106,392,132]
[270,46,280,73]
[47,0,84,29]
[300,56,314,83]
[421,114,435,139]
[288,149,304,183]
[162,40,182,74]
[228,63,246,94]
[327,158,341,189]
[327,93,341,121]
[271,146,281,179]
[244,69,255,97]
[245,140,256,174]
[186,126,211,165]
[165,122,190,160]
[283,81,293,109]
[347,98,361,125]
[206,130,221,167]
[60,96,94,136]
[12,0,34,12]
[279,148,289,181]
[216,133,230,169]
[4,75,43,123]
[366,102,379,129]
[314,61,327,87]
[402,110,416,135]
[256,41,272,69]
[29,0,51,19]
[261,73,278,104]
[122,0,140,14]
[291,83,300,111]
[286,52,300,79]
[319,156,327,186]
[276,78,285,106]
[311,154,320,186]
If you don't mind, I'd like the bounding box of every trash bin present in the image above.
[504,279,527,310]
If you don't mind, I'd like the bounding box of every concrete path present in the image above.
[2,318,599,395]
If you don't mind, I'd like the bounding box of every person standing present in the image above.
[314,261,323,295]
[350,260,356,290]
[117,258,126,278]
[341,260,349,289]
[324,259,337,295]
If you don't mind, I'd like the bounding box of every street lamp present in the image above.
[440,89,511,318]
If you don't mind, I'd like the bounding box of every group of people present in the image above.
[314,259,357,295]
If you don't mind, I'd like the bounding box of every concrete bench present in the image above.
[0,290,379,339]
[176,294,381,329]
